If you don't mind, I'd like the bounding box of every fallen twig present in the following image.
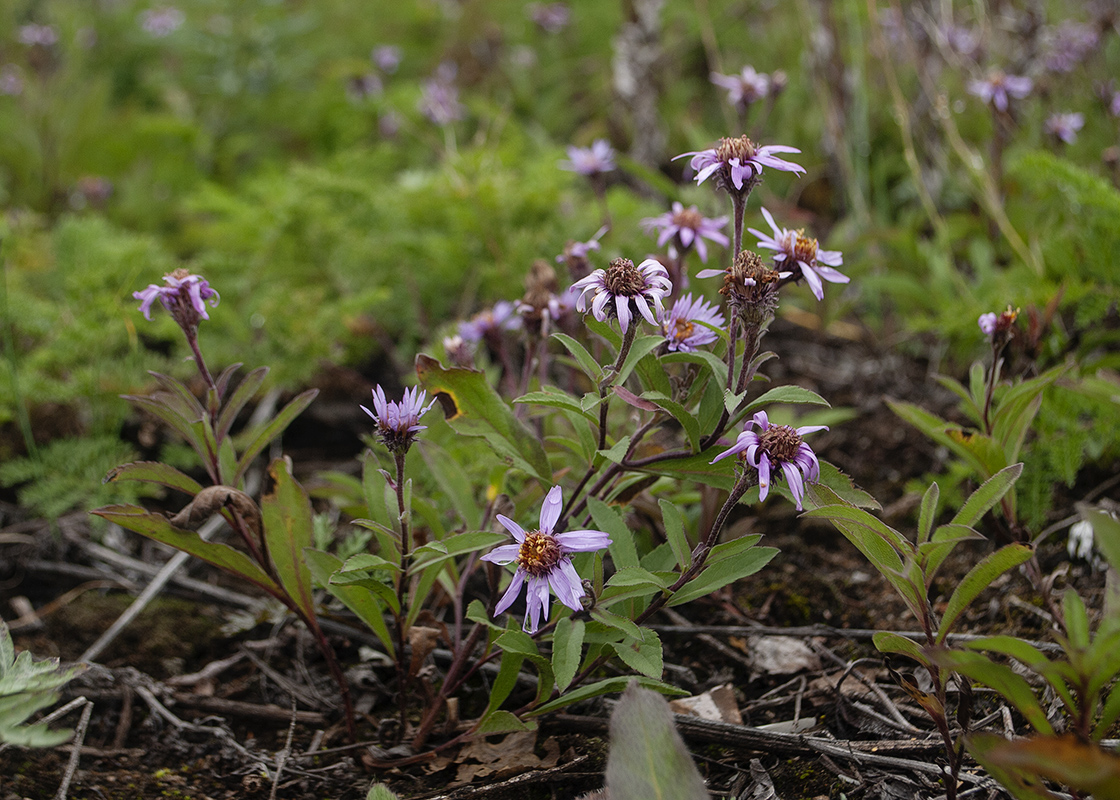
[54,698,92,800]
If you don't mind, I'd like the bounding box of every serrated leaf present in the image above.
[515,388,599,422]
[611,630,663,679]
[616,336,664,388]
[553,332,604,383]
[641,391,701,452]
[936,543,1033,643]
[589,497,639,570]
[590,607,644,640]
[744,385,830,413]
[552,618,585,692]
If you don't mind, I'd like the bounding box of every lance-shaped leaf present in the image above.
[552,332,604,383]
[260,459,316,620]
[215,366,268,442]
[103,461,204,496]
[965,733,1120,800]
[416,355,551,483]
[552,617,585,692]
[927,647,1054,735]
[604,683,709,800]
[951,463,1024,527]
[936,543,1033,643]
[304,549,395,657]
[234,389,319,484]
[91,504,282,598]
[873,631,929,666]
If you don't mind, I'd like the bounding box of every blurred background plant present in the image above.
[0,0,1117,548]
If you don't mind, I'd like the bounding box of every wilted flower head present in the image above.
[710,66,770,110]
[18,24,58,47]
[641,202,729,263]
[528,2,571,33]
[459,300,522,343]
[749,207,846,301]
[571,257,672,334]
[371,45,401,73]
[660,294,725,353]
[968,70,1033,112]
[559,139,616,177]
[979,305,1018,342]
[133,269,220,329]
[481,485,611,633]
[711,410,827,510]
[1045,112,1084,144]
[361,385,436,454]
[140,7,185,37]
[675,135,804,196]
[1042,22,1099,73]
[519,259,563,333]
[419,65,465,126]
[698,251,789,324]
[0,65,23,96]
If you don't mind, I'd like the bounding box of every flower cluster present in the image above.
[712,411,826,510]
[571,257,671,334]
[641,202,729,263]
[1045,112,1084,144]
[750,207,847,301]
[482,486,610,633]
[361,385,436,454]
[676,135,803,196]
[133,269,220,330]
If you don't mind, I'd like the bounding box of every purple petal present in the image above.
[480,543,522,565]
[799,261,825,301]
[757,455,771,501]
[556,530,612,551]
[496,514,527,543]
[540,485,563,532]
[494,569,526,614]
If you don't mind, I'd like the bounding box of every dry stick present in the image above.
[269,700,299,800]
[54,698,93,800]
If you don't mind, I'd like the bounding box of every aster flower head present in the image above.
[528,2,571,33]
[641,202,729,263]
[418,66,465,126]
[979,305,1019,344]
[749,207,847,301]
[676,135,804,197]
[481,486,611,633]
[458,300,522,344]
[556,226,607,280]
[560,139,616,177]
[711,410,827,511]
[1045,112,1084,145]
[371,45,401,73]
[133,269,220,330]
[710,66,771,110]
[570,257,672,334]
[968,70,1033,112]
[361,385,436,454]
[660,294,725,353]
[698,251,790,324]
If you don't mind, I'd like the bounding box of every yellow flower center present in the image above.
[517,531,562,577]
[715,135,759,163]
[793,231,819,263]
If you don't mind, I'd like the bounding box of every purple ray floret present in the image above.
[133,271,220,323]
[560,139,616,176]
[362,385,436,453]
[481,485,611,633]
[641,202,729,263]
[750,207,847,301]
[711,410,827,511]
[660,293,725,353]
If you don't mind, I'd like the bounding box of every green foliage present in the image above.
[0,621,85,747]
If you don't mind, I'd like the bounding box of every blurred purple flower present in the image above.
[660,294,725,353]
[1042,22,1099,73]
[641,202,729,263]
[133,270,219,326]
[528,3,571,33]
[711,410,827,510]
[941,24,980,58]
[372,45,401,73]
[978,312,998,337]
[18,24,58,47]
[750,207,846,301]
[559,139,616,176]
[571,257,672,334]
[675,135,804,195]
[481,485,610,633]
[459,300,522,343]
[979,306,1018,342]
[1045,112,1084,144]
[710,66,770,110]
[140,7,185,37]
[968,70,1033,112]
[418,72,465,126]
[556,234,602,264]
[0,65,23,96]
[361,385,436,454]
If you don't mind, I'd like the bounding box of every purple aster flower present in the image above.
[458,300,522,343]
[660,294,725,353]
[711,410,827,511]
[675,135,804,196]
[528,3,571,33]
[140,7,185,37]
[697,251,791,325]
[978,306,1018,342]
[418,68,465,126]
[1045,111,1084,144]
[940,23,980,58]
[133,269,220,328]
[481,485,611,634]
[559,139,616,177]
[371,45,401,74]
[749,207,847,301]
[0,65,23,97]
[978,312,998,337]
[571,257,672,334]
[641,202,729,263]
[710,66,771,110]
[968,71,1033,112]
[361,385,436,454]
[18,24,58,47]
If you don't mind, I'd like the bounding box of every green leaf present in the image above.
[744,385,831,413]
[965,733,1120,800]
[1062,591,1090,651]
[872,631,929,665]
[661,350,728,395]
[611,629,663,679]
[963,636,1074,713]
[304,549,395,657]
[927,648,1054,735]
[124,395,207,461]
[419,441,482,530]
[917,482,940,545]
[0,621,85,747]
[585,316,622,349]
[615,336,663,388]
[103,461,204,496]
[1084,508,1120,574]
[552,332,604,383]
[589,497,639,570]
[91,504,282,597]
[515,387,599,423]
[668,546,778,606]
[950,463,1024,527]
[552,617,585,692]
[215,366,268,442]
[802,502,914,557]
[590,607,644,641]
[641,391,701,452]
[408,531,507,574]
[604,683,709,800]
[529,676,687,716]
[936,544,1033,643]
[607,567,671,591]
[483,650,525,718]
[366,783,402,800]
[475,710,534,735]
[260,458,316,620]
[658,499,691,571]
[234,389,319,484]
[416,356,551,483]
